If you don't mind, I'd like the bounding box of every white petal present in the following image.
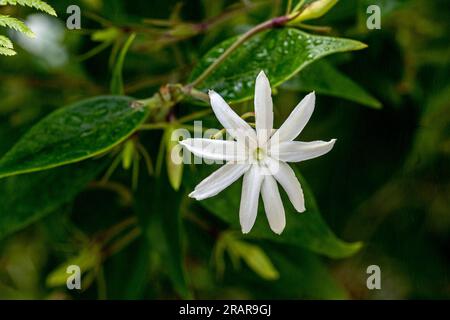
[189,163,250,200]
[270,139,336,163]
[180,138,247,161]
[254,71,273,145]
[261,175,286,234]
[270,92,315,143]
[239,165,264,234]
[265,157,305,212]
[209,90,257,144]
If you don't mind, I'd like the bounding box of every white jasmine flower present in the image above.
[12,14,68,68]
[181,71,336,234]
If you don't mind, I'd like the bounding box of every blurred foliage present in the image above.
[0,0,449,300]
[0,0,56,56]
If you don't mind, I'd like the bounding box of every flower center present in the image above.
[254,147,266,161]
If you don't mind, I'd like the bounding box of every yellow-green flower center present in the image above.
[254,147,265,161]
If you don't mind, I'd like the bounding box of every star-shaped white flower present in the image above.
[181,71,336,234]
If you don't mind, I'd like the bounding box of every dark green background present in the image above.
[0,0,448,299]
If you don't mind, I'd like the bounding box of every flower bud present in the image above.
[289,0,338,24]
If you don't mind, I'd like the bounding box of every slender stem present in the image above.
[181,86,209,102]
[101,152,122,183]
[211,128,227,139]
[103,227,141,258]
[240,111,255,120]
[292,0,306,13]
[96,267,107,300]
[89,181,133,205]
[189,15,290,88]
[97,216,138,244]
[298,23,331,33]
[286,0,293,14]
[139,123,169,130]
[76,41,113,62]
[135,141,154,175]
[199,0,268,32]
[131,153,140,190]
[178,109,212,123]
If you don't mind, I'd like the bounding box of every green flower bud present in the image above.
[289,0,338,24]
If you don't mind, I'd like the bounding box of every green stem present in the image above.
[96,266,107,300]
[135,141,154,175]
[178,109,212,123]
[103,227,141,258]
[292,0,306,13]
[139,123,169,130]
[286,0,293,14]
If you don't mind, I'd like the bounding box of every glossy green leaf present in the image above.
[0,96,149,179]
[189,28,367,103]
[185,165,362,258]
[135,172,191,298]
[0,158,108,239]
[282,60,382,108]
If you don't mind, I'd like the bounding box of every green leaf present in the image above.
[111,33,136,95]
[46,245,102,287]
[227,238,279,280]
[189,28,366,103]
[104,237,150,299]
[0,14,34,37]
[0,96,149,179]
[135,172,191,298]
[0,46,16,56]
[282,60,382,108]
[185,165,362,258]
[406,86,450,170]
[92,27,120,43]
[0,0,57,16]
[0,158,108,239]
[0,35,13,48]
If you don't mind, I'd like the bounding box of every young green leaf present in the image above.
[282,60,382,108]
[0,14,34,37]
[46,245,102,287]
[185,165,362,258]
[0,96,149,179]
[92,27,121,43]
[111,33,136,95]
[0,158,108,239]
[226,237,280,280]
[0,0,57,16]
[189,28,367,103]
